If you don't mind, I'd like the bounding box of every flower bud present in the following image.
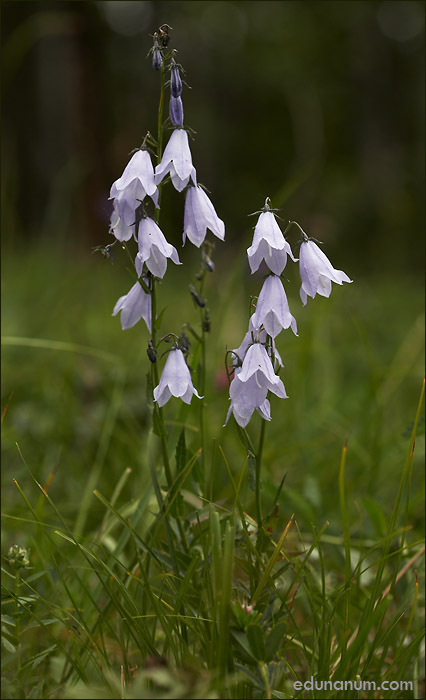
[202,309,211,333]
[152,47,162,71]
[179,331,190,354]
[169,95,184,127]
[170,64,182,97]
[189,283,205,308]
[147,340,157,363]
[151,35,163,71]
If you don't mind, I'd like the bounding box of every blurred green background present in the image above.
[2,1,425,537]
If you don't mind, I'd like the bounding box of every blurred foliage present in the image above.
[1,0,425,277]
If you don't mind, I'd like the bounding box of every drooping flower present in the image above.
[135,216,181,279]
[251,275,298,338]
[169,95,184,127]
[299,239,352,305]
[110,149,159,226]
[238,343,287,398]
[247,211,297,275]
[231,314,283,371]
[224,343,287,427]
[224,371,271,428]
[155,129,197,192]
[112,281,151,331]
[153,348,202,407]
[109,203,134,242]
[183,185,225,247]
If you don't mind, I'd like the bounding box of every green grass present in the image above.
[1,240,425,699]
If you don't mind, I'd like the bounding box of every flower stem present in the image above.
[198,270,207,493]
[15,570,21,673]
[255,419,266,533]
[150,60,173,489]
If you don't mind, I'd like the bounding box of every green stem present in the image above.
[255,419,266,531]
[198,270,207,493]
[15,570,21,673]
[259,661,272,699]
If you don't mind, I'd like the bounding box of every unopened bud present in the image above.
[203,255,215,272]
[202,309,211,333]
[170,63,182,97]
[189,284,205,308]
[169,96,184,127]
[147,340,157,363]
[151,34,163,71]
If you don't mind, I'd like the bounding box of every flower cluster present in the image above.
[108,29,226,408]
[225,201,352,427]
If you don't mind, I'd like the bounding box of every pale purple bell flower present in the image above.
[247,211,298,275]
[224,342,286,427]
[110,149,159,225]
[231,315,283,372]
[224,372,268,428]
[225,342,288,426]
[153,348,202,407]
[299,239,352,305]
[109,203,134,242]
[155,129,197,192]
[135,216,181,279]
[251,275,298,338]
[169,95,184,127]
[183,185,225,247]
[237,343,288,400]
[112,281,151,331]
[248,314,283,368]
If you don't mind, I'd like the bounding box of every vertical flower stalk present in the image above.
[105,27,224,516]
[225,200,352,540]
[150,55,173,489]
[225,198,296,534]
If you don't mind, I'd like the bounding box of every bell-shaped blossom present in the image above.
[135,217,181,279]
[225,343,287,427]
[224,371,272,428]
[251,275,298,338]
[238,343,287,398]
[183,185,225,247]
[247,211,297,275]
[109,203,134,242]
[110,149,159,226]
[153,348,202,407]
[155,129,197,192]
[169,95,184,127]
[112,281,151,331]
[231,314,283,371]
[299,239,352,305]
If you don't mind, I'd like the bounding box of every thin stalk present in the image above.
[259,661,272,700]
[15,570,21,673]
[150,59,173,486]
[255,419,266,530]
[198,269,207,492]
